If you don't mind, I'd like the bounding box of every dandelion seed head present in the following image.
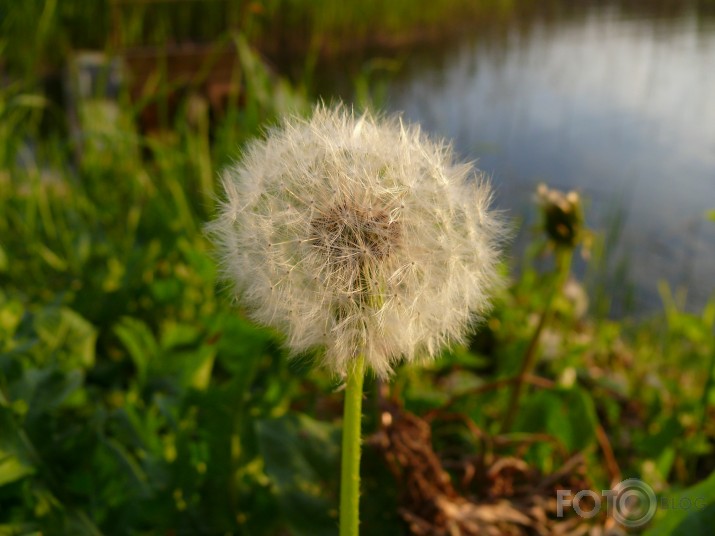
[208,105,506,378]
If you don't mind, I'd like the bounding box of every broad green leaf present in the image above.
[644,469,715,535]
[671,504,715,535]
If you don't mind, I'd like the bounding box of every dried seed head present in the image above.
[208,105,506,378]
[311,202,400,293]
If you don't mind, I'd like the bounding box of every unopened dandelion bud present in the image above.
[536,183,584,249]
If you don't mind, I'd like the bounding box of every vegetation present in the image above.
[1,1,715,534]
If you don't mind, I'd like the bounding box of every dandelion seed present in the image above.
[208,105,506,378]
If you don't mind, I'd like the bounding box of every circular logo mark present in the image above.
[611,478,657,528]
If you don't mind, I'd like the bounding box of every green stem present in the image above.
[340,354,365,536]
[501,247,572,433]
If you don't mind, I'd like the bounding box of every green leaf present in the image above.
[514,387,598,453]
[178,238,216,281]
[101,436,151,497]
[0,297,23,340]
[162,345,216,391]
[188,346,215,390]
[34,307,97,369]
[671,503,715,535]
[114,317,159,384]
[256,413,340,536]
[149,278,183,303]
[0,243,7,273]
[24,367,84,418]
[37,243,68,271]
[0,451,35,486]
[215,314,280,375]
[644,469,715,535]
[0,409,36,487]
[637,416,683,458]
[160,322,201,351]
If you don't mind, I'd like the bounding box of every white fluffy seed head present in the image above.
[208,105,506,378]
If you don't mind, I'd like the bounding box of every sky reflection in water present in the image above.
[384,7,715,314]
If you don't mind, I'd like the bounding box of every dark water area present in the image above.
[320,3,715,316]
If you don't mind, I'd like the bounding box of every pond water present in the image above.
[375,5,715,315]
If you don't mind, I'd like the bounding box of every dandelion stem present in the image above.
[340,354,365,536]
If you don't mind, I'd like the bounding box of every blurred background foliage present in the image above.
[1,0,715,534]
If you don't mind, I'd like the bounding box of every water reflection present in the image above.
[384,7,715,314]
